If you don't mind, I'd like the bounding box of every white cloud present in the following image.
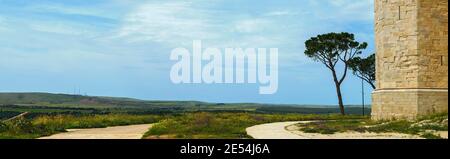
[117,1,221,45]
[264,11,295,16]
[29,22,93,35]
[116,1,288,48]
[308,0,374,22]
[2,0,374,73]
[26,3,115,20]
[334,0,374,22]
[233,19,271,33]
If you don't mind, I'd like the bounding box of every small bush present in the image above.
[420,133,443,139]
[0,122,8,132]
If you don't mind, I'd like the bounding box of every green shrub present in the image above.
[421,133,443,139]
[0,122,7,132]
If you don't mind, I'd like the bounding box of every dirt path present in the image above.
[246,122,309,139]
[39,124,153,139]
[247,121,425,139]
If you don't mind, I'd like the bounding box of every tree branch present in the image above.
[356,72,376,89]
[339,63,348,85]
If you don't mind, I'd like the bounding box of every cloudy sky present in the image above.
[0,0,375,105]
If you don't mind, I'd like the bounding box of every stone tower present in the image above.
[372,0,448,120]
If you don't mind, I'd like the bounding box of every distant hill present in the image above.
[0,92,370,118]
[0,92,206,108]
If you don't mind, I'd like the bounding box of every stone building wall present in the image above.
[417,0,448,88]
[374,0,420,89]
[372,0,448,120]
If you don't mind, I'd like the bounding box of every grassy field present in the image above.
[144,112,366,139]
[297,113,448,139]
[0,112,367,139]
[0,92,372,139]
[0,93,371,118]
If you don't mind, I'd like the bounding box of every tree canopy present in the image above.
[348,54,376,89]
[304,32,368,115]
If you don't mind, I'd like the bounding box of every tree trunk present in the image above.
[335,83,345,115]
[331,69,346,115]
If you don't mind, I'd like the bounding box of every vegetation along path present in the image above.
[246,121,309,139]
[39,124,153,139]
[246,121,427,139]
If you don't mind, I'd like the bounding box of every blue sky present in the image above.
[0,0,375,105]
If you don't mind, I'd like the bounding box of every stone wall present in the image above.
[372,0,448,120]
[374,0,420,89]
[417,0,448,88]
[372,89,448,120]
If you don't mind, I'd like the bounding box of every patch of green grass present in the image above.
[420,133,443,139]
[299,120,368,134]
[143,112,365,139]
[32,114,163,129]
[418,113,448,121]
[297,113,448,139]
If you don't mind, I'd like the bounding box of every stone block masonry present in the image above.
[372,0,448,120]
